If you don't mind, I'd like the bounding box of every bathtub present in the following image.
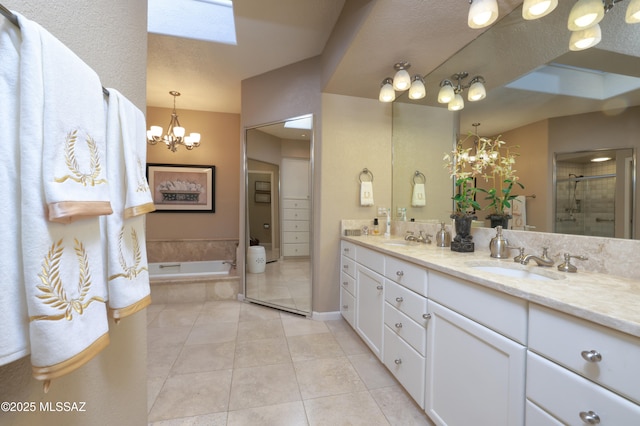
[148,260,232,280]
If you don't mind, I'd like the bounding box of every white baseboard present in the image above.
[311,311,341,321]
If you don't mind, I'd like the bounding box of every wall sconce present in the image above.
[522,0,558,20]
[437,72,486,111]
[468,0,499,29]
[378,61,426,102]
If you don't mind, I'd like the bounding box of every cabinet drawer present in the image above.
[429,270,527,344]
[282,199,310,209]
[341,256,356,278]
[282,243,309,256]
[527,352,640,425]
[340,287,355,328]
[384,326,425,408]
[384,256,427,296]
[340,271,355,297]
[356,246,384,275]
[283,231,309,243]
[283,220,309,232]
[341,241,356,260]
[282,208,309,221]
[385,280,428,327]
[525,400,563,425]
[384,302,426,355]
[529,304,640,403]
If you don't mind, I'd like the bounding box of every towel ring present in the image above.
[359,168,374,183]
[413,171,426,185]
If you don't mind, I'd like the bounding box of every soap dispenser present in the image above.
[489,226,510,258]
[436,222,451,247]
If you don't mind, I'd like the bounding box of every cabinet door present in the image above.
[425,300,526,426]
[356,264,384,359]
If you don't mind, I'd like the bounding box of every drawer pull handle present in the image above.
[343,265,348,270]
[343,281,348,286]
[342,305,348,309]
[579,411,601,424]
[396,270,404,277]
[344,248,350,253]
[581,350,602,363]
[395,297,403,303]
[376,285,383,290]
[395,322,403,328]
[423,313,432,320]
[394,358,402,365]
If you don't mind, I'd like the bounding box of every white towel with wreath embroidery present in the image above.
[36,15,112,223]
[18,13,110,381]
[104,89,153,320]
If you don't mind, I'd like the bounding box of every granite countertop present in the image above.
[342,235,640,339]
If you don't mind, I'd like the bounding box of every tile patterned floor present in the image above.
[147,300,433,425]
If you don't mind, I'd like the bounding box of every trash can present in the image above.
[247,246,266,273]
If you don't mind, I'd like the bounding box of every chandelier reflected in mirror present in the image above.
[147,91,201,152]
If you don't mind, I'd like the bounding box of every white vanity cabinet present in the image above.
[339,241,356,327]
[355,246,385,359]
[425,271,527,426]
[526,304,640,424]
[382,257,428,407]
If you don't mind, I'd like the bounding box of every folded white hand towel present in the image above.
[18,13,110,382]
[412,183,426,207]
[105,89,152,320]
[360,181,374,206]
[37,16,112,223]
[511,195,527,230]
[0,17,30,366]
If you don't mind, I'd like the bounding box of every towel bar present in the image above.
[413,170,426,185]
[359,168,373,182]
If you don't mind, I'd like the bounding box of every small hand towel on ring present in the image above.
[412,183,426,206]
[360,181,374,206]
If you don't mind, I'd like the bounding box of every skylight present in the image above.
[505,63,640,100]
[148,0,237,45]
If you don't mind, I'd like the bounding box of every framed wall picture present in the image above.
[147,164,215,212]
[255,181,271,192]
[255,192,271,203]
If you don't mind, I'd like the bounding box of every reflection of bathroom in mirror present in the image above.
[555,149,634,239]
[392,1,639,239]
[244,115,313,316]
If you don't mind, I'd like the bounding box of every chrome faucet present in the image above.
[520,247,554,267]
[404,230,432,244]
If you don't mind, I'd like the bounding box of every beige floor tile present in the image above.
[332,329,371,356]
[148,412,227,425]
[228,363,301,411]
[304,390,390,426]
[147,326,192,349]
[348,353,397,390]
[198,301,241,323]
[234,337,291,368]
[294,357,366,400]
[227,401,308,426]
[185,322,238,345]
[172,341,236,374]
[147,376,166,413]
[324,318,352,334]
[239,302,282,321]
[369,385,433,426]
[287,333,344,362]
[148,370,232,422]
[236,318,284,341]
[281,316,329,336]
[148,308,200,328]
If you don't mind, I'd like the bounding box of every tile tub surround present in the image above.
[146,239,239,263]
[150,270,240,304]
[341,226,640,339]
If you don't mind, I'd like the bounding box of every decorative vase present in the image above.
[450,213,476,252]
[487,214,511,229]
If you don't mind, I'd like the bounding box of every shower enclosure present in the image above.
[555,149,635,239]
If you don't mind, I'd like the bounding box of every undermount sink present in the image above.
[382,240,420,247]
[467,263,564,281]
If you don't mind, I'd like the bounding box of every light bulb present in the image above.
[438,82,455,104]
[408,77,426,100]
[448,94,465,111]
[568,0,604,31]
[468,0,499,29]
[626,0,640,23]
[190,133,201,143]
[393,67,411,91]
[173,126,185,138]
[150,126,163,137]
[468,80,486,101]
[522,0,557,20]
[569,24,601,51]
[379,78,396,103]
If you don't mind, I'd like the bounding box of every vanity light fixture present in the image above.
[626,0,640,22]
[437,72,486,111]
[468,0,499,29]
[591,156,612,162]
[147,91,201,152]
[522,0,558,20]
[569,23,602,50]
[378,62,426,102]
[567,0,606,31]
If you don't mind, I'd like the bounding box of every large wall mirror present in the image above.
[392,1,638,239]
[245,114,313,316]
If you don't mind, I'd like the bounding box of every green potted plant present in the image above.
[480,178,524,228]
